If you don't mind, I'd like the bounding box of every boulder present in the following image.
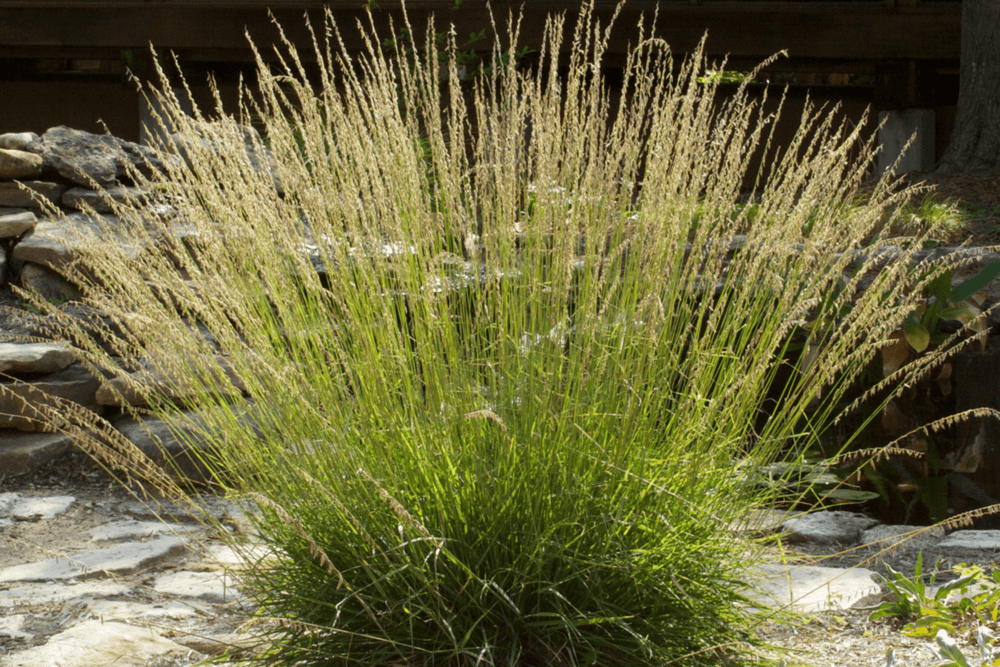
[937,530,1000,554]
[112,413,218,485]
[28,126,127,187]
[18,261,81,304]
[154,570,243,603]
[781,511,879,546]
[860,524,946,554]
[0,431,76,476]
[752,564,882,612]
[0,210,37,238]
[0,364,104,431]
[96,355,245,407]
[0,342,76,374]
[169,123,283,194]
[1,619,189,667]
[0,536,186,582]
[0,181,67,209]
[112,135,180,177]
[62,185,146,213]
[0,132,40,151]
[0,148,44,180]
[11,212,124,271]
[8,495,76,522]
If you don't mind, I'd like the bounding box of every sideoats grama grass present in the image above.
[15,2,974,665]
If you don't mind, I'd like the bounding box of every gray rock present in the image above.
[0,210,37,238]
[112,136,180,178]
[0,364,103,431]
[0,430,76,476]
[86,598,202,621]
[752,564,882,612]
[90,519,183,542]
[0,342,76,374]
[781,511,879,546]
[112,413,218,485]
[154,570,243,603]
[119,493,248,526]
[97,356,244,408]
[860,524,946,553]
[0,613,32,640]
[62,185,146,213]
[0,536,186,582]
[2,619,188,667]
[9,494,75,521]
[30,125,126,187]
[0,581,130,608]
[0,246,5,286]
[0,181,67,209]
[18,262,80,304]
[0,148,44,180]
[0,132,40,151]
[169,123,283,194]
[11,212,125,271]
[0,492,16,516]
[937,530,1000,554]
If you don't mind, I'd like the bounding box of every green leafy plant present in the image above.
[16,3,954,666]
[872,555,1000,666]
[861,263,997,523]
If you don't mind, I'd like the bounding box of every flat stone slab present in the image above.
[0,430,76,477]
[861,524,946,553]
[0,613,31,640]
[0,492,75,526]
[0,581,130,607]
[155,570,243,603]
[9,494,75,522]
[782,511,879,546]
[0,210,37,238]
[753,564,882,612]
[90,519,184,542]
[0,342,76,374]
[87,598,204,621]
[206,542,274,570]
[0,536,186,582]
[937,530,1000,554]
[2,619,187,667]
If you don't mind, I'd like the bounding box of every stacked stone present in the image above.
[0,126,217,481]
[2,124,1000,489]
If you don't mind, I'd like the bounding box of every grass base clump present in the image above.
[19,2,959,665]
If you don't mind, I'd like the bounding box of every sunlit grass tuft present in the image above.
[16,3,962,665]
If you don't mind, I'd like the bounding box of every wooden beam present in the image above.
[0,3,961,63]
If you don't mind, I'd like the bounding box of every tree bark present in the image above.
[935,0,1000,176]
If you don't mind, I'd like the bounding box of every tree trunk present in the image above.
[935,0,1000,176]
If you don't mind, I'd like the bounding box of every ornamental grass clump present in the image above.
[18,3,958,665]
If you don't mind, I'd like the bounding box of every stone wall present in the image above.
[0,125,225,483]
[2,124,1000,521]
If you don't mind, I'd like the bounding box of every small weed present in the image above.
[889,194,982,240]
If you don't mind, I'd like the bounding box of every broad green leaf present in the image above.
[940,303,984,328]
[823,489,880,502]
[952,261,1000,302]
[903,321,930,352]
[926,269,953,302]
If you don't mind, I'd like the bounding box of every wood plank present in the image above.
[0,4,960,61]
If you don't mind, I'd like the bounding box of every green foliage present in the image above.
[890,193,999,241]
[873,555,1000,666]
